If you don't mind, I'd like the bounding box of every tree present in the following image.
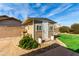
[59,26,70,33]
[71,23,79,34]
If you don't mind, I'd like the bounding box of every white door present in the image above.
[42,21,48,40]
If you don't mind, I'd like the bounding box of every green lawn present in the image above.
[58,33,79,53]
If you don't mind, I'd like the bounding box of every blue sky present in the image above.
[0,3,79,26]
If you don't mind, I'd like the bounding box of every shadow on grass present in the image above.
[21,43,60,56]
[68,48,79,53]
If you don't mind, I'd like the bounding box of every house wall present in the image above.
[25,22,34,38]
[24,20,58,41]
[48,22,54,39]
[35,23,42,40]
[0,19,23,38]
[35,31,42,40]
[54,24,60,34]
[0,26,23,38]
[34,21,55,41]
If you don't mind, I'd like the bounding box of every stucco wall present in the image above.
[34,23,42,40]
[48,22,54,39]
[0,19,23,38]
[0,26,23,38]
[35,31,42,40]
[54,24,60,34]
[25,22,34,38]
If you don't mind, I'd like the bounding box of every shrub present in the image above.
[18,34,38,49]
[59,26,70,33]
[71,24,79,34]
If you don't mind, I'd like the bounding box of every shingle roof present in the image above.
[0,15,22,23]
[0,15,9,20]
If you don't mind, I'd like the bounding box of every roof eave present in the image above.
[22,17,57,25]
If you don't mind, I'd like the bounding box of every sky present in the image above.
[0,3,79,26]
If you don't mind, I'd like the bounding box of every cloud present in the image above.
[0,3,28,20]
[55,10,79,26]
[45,4,73,17]
[0,3,78,26]
[35,3,41,7]
[41,4,50,12]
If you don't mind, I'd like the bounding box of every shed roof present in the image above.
[23,17,56,25]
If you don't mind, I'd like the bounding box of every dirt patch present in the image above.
[0,37,56,56]
[0,37,27,56]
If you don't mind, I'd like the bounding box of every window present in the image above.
[37,25,42,31]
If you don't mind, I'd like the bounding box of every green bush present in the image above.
[18,34,38,49]
[71,24,79,34]
[59,26,70,33]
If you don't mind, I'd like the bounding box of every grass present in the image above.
[58,33,79,53]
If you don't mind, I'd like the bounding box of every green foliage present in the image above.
[59,26,70,33]
[71,24,79,34]
[18,34,38,49]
